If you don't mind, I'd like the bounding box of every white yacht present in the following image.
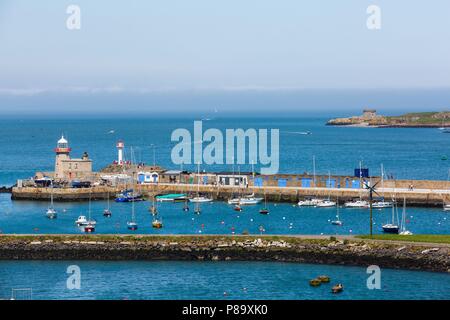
[298,198,323,206]
[228,198,241,205]
[316,200,336,208]
[239,197,263,205]
[189,196,213,203]
[372,200,393,208]
[344,200,369,208]
[228,194,262,205]
[75,215,96,226]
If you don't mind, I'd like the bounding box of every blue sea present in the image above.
[1,194,449,235]
[1,117,450,186]
[0,261,449,300]
[1,117,449,300]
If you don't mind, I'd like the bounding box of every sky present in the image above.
[0,0,449,116]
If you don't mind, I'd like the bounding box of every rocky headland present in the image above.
[327,110,450,128]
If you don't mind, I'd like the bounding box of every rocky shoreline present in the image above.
[0,235,448,273]
[0,186,12,193]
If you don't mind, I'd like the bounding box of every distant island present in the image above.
[326,109,450,128]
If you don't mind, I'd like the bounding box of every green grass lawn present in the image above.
[357,234,450,244]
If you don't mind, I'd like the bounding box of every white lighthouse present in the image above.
[116,140,124,165]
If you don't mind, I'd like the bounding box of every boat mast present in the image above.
[359,160,363,200]
[381,163,385,200]
[401,197,406,232]
[50,180,54,209]
[313,155,316,187]
[131,147,136,223]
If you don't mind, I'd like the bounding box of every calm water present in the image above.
[1,117,450,186]
[1,194,449,235]
[0,260,449,300]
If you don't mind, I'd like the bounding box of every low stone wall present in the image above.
[0,235,448,273]
[11,186,120,201]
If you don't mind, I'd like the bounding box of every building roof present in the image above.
[215,171,256,176]
[162,170,183,175]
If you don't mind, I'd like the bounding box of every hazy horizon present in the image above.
[0,1,449,116]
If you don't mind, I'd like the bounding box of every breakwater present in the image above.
[11,182,450,207]
[0,235,448,273]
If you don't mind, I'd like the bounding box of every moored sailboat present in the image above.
[399,197,412,235]
[103,191,112,217]
[190,163,213,203]
[331,198,343,226]
[372,165,393,208]
[317,172,336,208]
[45,181,57,219]
[382,196,400,234]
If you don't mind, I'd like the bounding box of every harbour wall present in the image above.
[0,235,448,273]
[11,182,450,207]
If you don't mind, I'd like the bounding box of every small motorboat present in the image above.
[317,275,330,283]
[189,196,213,203]
[259,208,269,215]
[298,198,323,206]
[155,193,188,202]
[228,194,262,205]
[234,205,242,212]
[115,189,144,202]
[309,278,321,287]
[46,208,57,219]
[372,201,393,209]
[344,200,369,208]
[103,209,112,217]
[227,198,241,205]
[238,198,262,205]
[152,219,163,229]
[331,284,344,294]
[443,204,450,211]
[84,223,95,233]
[127,221,138,231]
[316,200,336,208]
[75,215,96,226]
